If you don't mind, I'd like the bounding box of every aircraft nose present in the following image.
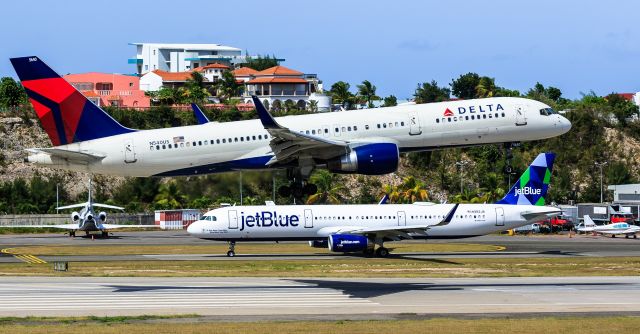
[187,221,203,235]
[558,115,571,133]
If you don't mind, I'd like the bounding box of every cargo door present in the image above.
[228,210,238,229]
[123,139,137,163]
[397,211,407,226]
[304,209,313,228]
[408,112,422,135]
[495,207,505,226]
[515,105,527,126]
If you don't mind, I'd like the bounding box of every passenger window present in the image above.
[448,118,451,122]
[383,123,387,128]
[150,146,154,150]
[494,113,498,118]
[347,126,352,131]
[324,129,329,134]
[365,125,369,130]
[401,122,405,126]
[234,138,238,142]
[342,126,346,132]
[471,115,475,120]
[436,119,440,123]
[354,126,358,131]
[395,122,399,126]
[180,143,184,148]
[210,140,214,144]
[305,130,309,134]
[483,114,487,119]
[312,130,316,134]
[502,112,505,117]
[162,144,166,149]
[377,124,381,129]
[240,137,244,142]
[156,145,160,150]
[252,136,256,140]
[465,116,469,120]
[246,136,250,141]
[335,127,339,132]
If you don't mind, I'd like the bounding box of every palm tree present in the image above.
[181,71,210,104]
[381,176,429,204]
[154,181,186,209]
[329,81,354,109]
[475,76,497,98]
[306,170,345,204]
[307,100,318,112]
[356,80,381,108]
[215,71,240,102]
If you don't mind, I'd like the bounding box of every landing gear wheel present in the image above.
[227,241,236,257]
[612,235,616,238]
[375,247,390,258]
[69,231,76,237]
[102,231,109,238]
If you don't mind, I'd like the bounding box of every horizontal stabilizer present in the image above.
[28,148,105,162]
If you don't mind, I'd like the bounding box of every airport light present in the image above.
[594,161,608,203]
[455,160,469,195]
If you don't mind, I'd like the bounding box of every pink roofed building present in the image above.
[63,72,150,108]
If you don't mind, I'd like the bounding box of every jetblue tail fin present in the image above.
[496,152,555,206]
[10,56,134,146]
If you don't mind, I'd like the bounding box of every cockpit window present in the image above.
[539,107,557,116]
[203,215,217,221]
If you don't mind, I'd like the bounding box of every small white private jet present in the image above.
[577,215,640,238]
[3,181,156,238]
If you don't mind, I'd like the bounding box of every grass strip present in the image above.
[1,256,639,278]
[0,316,639,334]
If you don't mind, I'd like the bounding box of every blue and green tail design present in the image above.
[496,152,555,206]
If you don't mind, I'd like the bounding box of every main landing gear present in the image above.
[369,237,390,258]
[277,168,317,200]
[69,231,76,237]
[101,231,109,238]
[227,241,236,257]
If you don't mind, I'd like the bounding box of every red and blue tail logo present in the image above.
[10,56,134,146]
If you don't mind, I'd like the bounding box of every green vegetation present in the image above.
[1,316,639,334]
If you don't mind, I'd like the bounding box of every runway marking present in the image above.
[1,248,47,264]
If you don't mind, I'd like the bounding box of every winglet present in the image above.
[251,95,281,129]
[433,203,459,227]
[378,194,389,205]
[191,103,210,124]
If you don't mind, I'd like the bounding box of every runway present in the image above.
[1,276,639,318]
[2,232,640,263]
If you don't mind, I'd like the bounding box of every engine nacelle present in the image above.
[99,212,107,222]
[71,212,80,221]
[328,234,370,253]
[308,240,328,248]
[86,214,94,222]
[327,143,399,175]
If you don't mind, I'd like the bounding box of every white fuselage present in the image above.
[187,203,559,241]
[29,97,570,177]
[578,222,640,235]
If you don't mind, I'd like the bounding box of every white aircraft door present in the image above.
[397,211,406,226]
[408,112,422,135]
[495,207,505,226]
[123,139,137,163]
[515,105,527,126]
[228,210,238,229]
[304,209,313,228]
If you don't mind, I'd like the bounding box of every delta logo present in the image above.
[443,103,504,117]
[515,187,542,196]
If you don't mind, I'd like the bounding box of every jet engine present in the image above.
[327,143,399,175]
[71,212,80,222]
[308,240,328,248]
[328,234,371,253]
[99,212,107,222]
[86,213,94,221]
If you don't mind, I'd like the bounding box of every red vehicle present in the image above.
[610,213,635,224]
[537,216,572,232]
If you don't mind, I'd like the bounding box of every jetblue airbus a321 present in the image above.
[188,153,561,257]
[11,57,570,196]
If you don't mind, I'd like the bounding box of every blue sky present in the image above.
[1,0,638,99]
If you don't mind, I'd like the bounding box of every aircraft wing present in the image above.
[334,204,459,240]
[101,224,159,229]
[251,96,349,165]
[93,203,125,211]
[520,209,562,221]
[27,148,106,162]
[56,203,88,210]
[0,224,79,230]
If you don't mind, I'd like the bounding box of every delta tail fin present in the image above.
[496,152,555,206]
[9,56,134,146]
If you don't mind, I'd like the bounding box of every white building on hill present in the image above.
[129,43,247,74]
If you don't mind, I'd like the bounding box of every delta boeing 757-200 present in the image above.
[188,153,561,257]
[11,56,570,196]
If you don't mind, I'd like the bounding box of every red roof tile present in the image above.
[152,70,194,82]
[232,67,259,76]
[246,77,309,84]
[255,66,303,76]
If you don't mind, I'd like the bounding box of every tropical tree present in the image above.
[414,80,450,103]
[450,72,481,99]
[475,76,497,98]
[356,80,381,108]
[156,87,179,105]
[179,71,210,104]
[0,77,27,108]
[381,176,429,204]
[307,99,318,112]
[154,181,187,209]
[306,170,345,204]
[383,95,397,107]
[215,71,241,102]
[243,55,279,71]
[329,81,355,109]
